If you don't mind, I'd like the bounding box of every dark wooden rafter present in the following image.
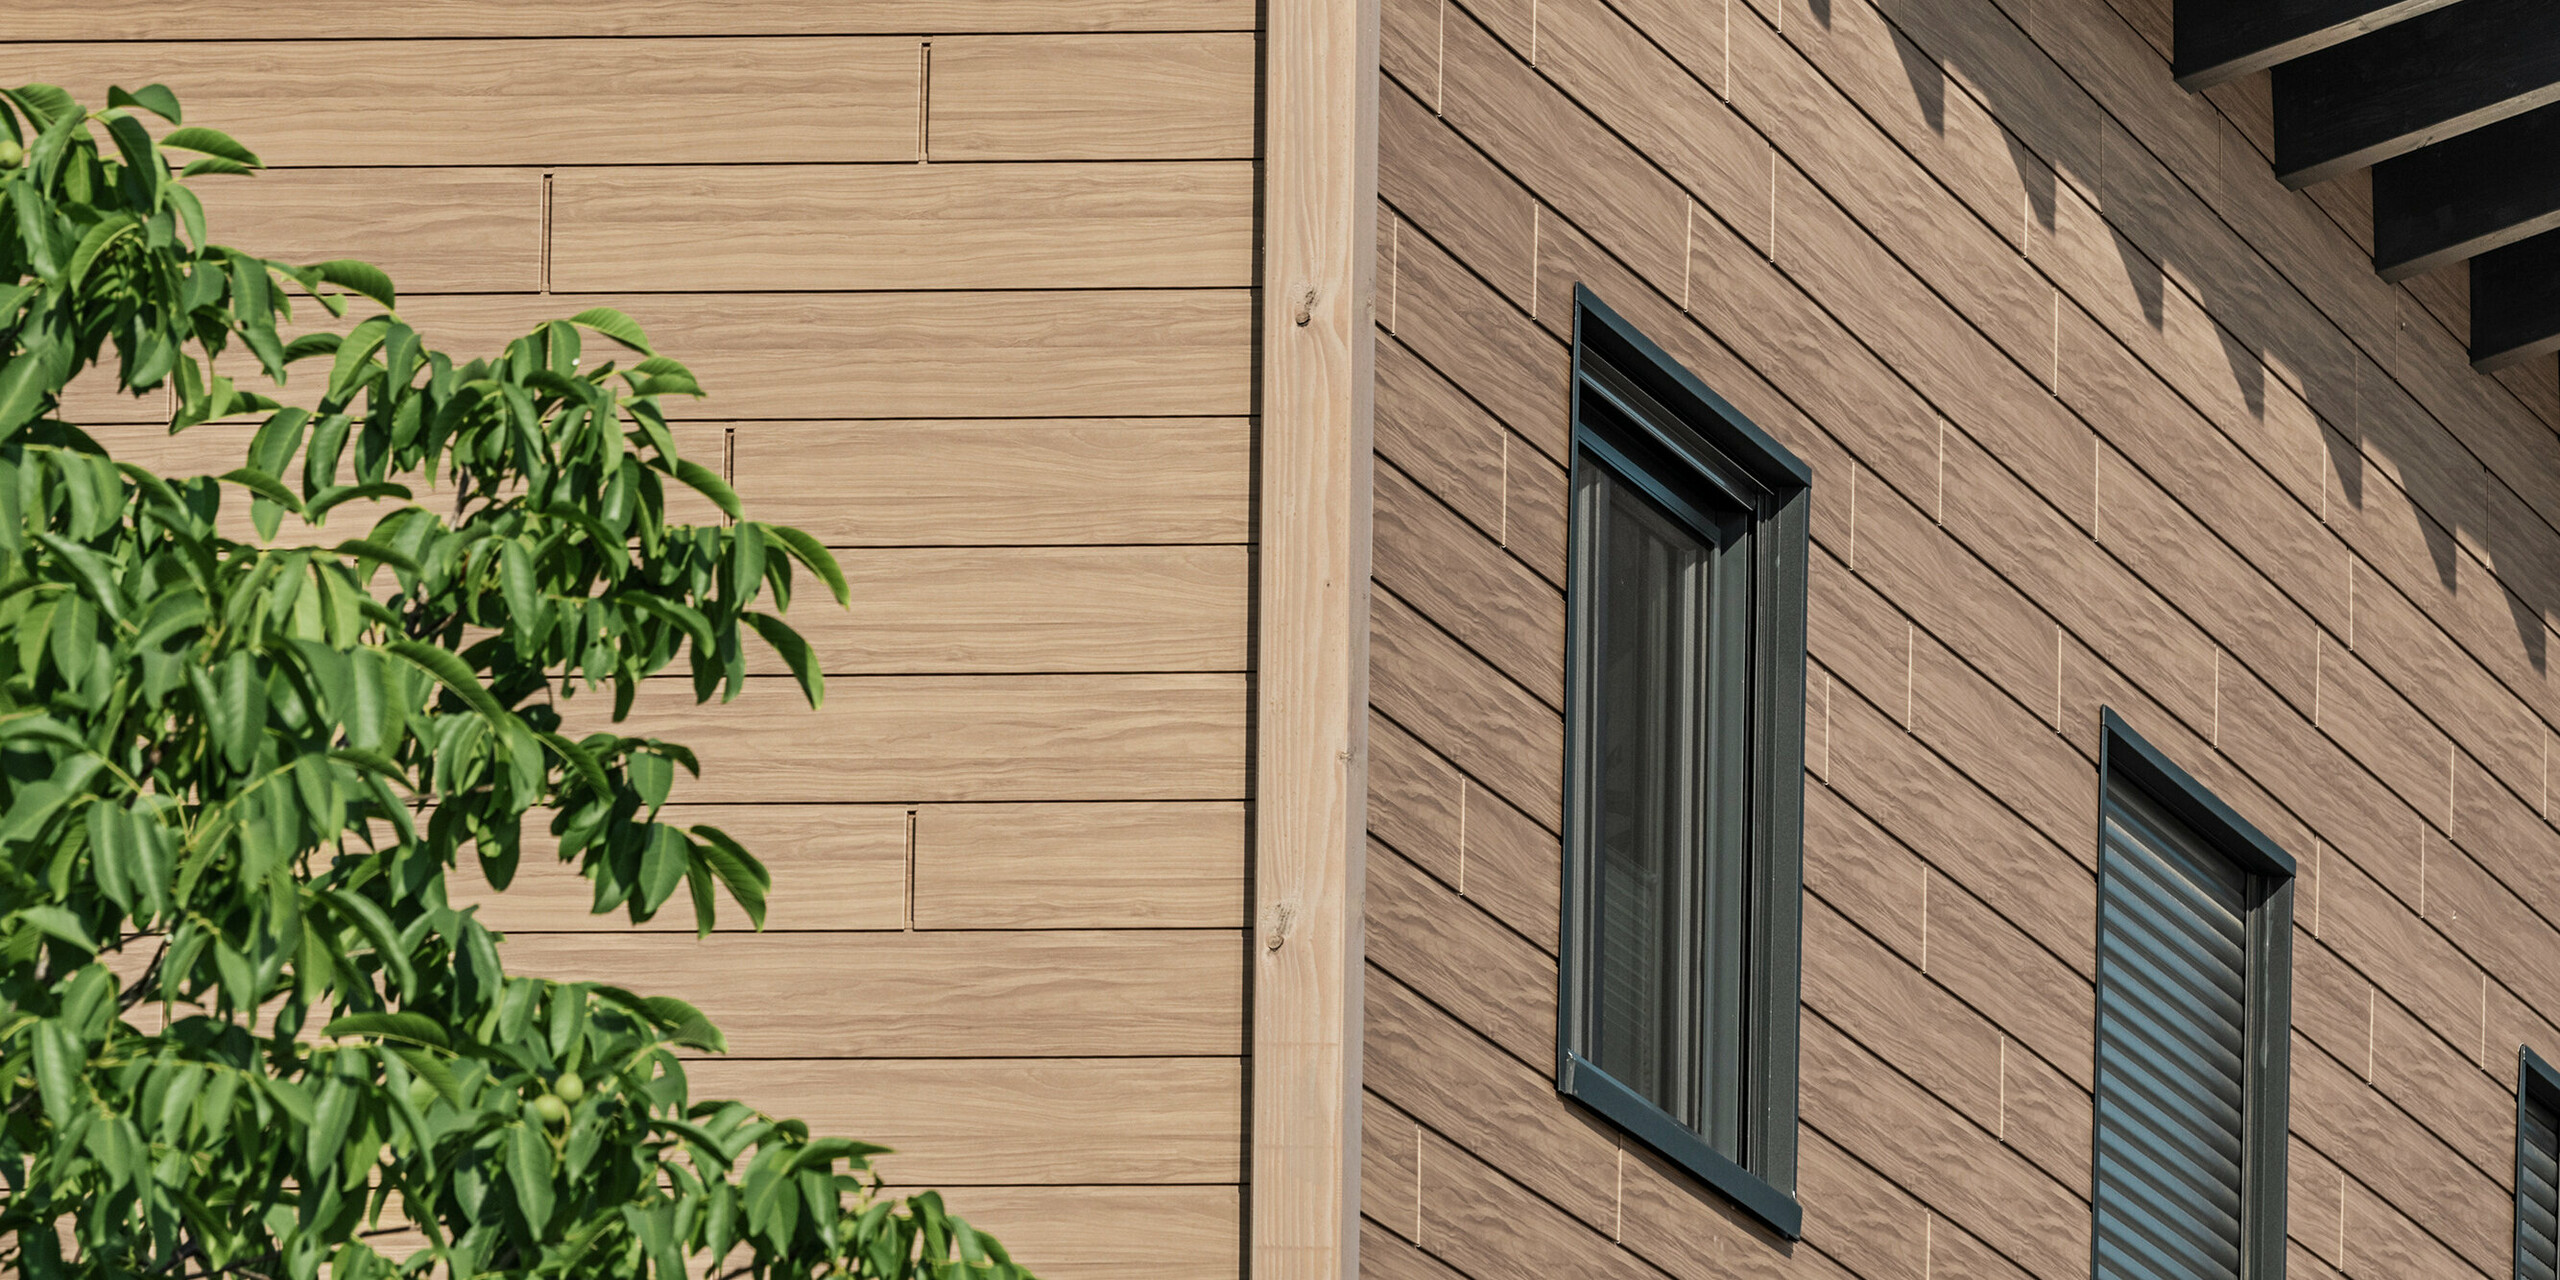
[2470,229,2560,371]
[2181,0,2560,372]
[2272,0,2560,187]
[2373,101,2560,282]
[2173,0,2459,89]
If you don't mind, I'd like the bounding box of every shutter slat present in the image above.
[2096,784,2251,1280]
[2520,1088,2560,1279]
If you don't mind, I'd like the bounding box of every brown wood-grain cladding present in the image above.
[8,13,1254,1278]
[1364,0,2560,1277]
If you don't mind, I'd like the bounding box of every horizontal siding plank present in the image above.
[551,162,1254,291]
[912,801,1247,928]
[683,1057,1241,1184]
[765,546,1248,674]
[927,34,1258,161]
[196,167,542,293]
[729,419,1252,546]
[500,930,1243,1056]
[9,39,922,166]
[912,1185,1240,1280]
[7,0,1255,37]
[406,291,1252,419]
[63,308,1253,428]
[355,1183,1241,1280]
[206,292,1251,420]
[598,674,1246,803]
[453,803,908,933]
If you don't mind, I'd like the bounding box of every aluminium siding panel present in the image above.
[1368,0,2560,1276]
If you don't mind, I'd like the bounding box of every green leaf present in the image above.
[308,1074,355,1179]
[687,825,770,932]
[218,467,305,514]
[160,126,260,166]
[16,905,99,954]
[543,731,610,796]
[167,181,206,248]
[310,258,395,310]
[35,533,128,624]
[281,332,342,365]
[763,524,849,608]
[325,746,401,777]
[596,990,727,1054]
[66,212,140,289]
[0,350,52,435]
[323,1012,451,1050]
[569,307,651,354]
[327,315,392,404]
[331,537,421,574]
[32,1019,82,1129]
[4,84,79,128]
[178,156,257,179]
[500,538,550,645]
[627,752,673,810]
[743,613,822,710]
[107,84,182,124]
[635,823,688,918]
[382,638,505,720]
[0,712,87,751]
[321,887,417,1000]
[101,111,158,189]
[671,458,740,521]
[509,1122,555,1232]
[87,802,139,915]
[393,1047,465,1107]
[197,650,262,770]
[304,482,411,520]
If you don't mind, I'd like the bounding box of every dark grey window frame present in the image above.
[2515,1045,2560,1280]
[1555,285,1811,1241]
[2093,709,2294,1280]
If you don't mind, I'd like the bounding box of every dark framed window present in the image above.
[2517,1047,2560,1280]
[1555,286,1811,1240]
[2093,710,2294,1280]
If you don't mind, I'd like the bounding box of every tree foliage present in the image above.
[0,83,1026,1278]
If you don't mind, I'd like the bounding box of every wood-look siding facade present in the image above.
[9,7,1259,1277]
[1361,0,2560,1278]
[18,0,2560,1276]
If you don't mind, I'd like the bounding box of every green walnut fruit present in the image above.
[552,1073,585,1104]
[531,1093,570,1125]
[0,138,22,168]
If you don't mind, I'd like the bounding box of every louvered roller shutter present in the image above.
[2520,1057,2560,1280]
[2094,780,2255,1280]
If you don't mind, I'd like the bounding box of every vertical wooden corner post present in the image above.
[1255,0,1378,1266]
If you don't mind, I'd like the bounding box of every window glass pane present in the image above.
[2522,1090,2560,1280]
[1578,459,1750,1154]
[2094,782,2252,1280]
